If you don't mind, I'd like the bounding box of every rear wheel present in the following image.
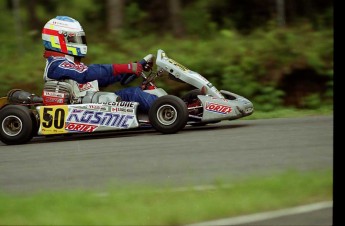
[149,95,188,134]
[0,105,34,145]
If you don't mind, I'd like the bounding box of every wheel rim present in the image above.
[156,104,178,126]
[2,115,23,137]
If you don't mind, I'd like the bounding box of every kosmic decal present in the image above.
[65,108,135,132]
[205,102,232,114]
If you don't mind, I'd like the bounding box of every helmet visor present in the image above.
[66,32,87,45]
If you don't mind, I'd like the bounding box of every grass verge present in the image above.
[0,169,332,225]
[245,106,333,120]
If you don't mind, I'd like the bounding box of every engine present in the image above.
[42,81,121,105]
[42,81,74,105]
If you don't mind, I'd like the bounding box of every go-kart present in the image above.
[0,49,254,145]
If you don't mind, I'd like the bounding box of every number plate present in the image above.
[39,106,68,135]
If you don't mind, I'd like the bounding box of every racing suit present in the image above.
[43,51,157,112]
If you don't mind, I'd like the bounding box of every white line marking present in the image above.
[94,186,332,226]
[186,201,333,226]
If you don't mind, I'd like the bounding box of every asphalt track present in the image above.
[0,115,334,224]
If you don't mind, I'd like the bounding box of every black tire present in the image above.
[149,95,189,134]
[181,89,202,103]
[30,111,39,138]
[0,105,34,145]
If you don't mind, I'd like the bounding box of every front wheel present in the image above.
[149,95,188,134]
[0,105,34,145]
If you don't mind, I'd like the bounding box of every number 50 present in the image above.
[42,107,65,129]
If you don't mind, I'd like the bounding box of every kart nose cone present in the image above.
[235,97,254,116]
[244,101,254,115]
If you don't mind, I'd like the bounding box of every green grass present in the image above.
[245,106,333,120]
[0,169,332,225]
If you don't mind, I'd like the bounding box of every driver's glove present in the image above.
[113,62,143,76]
[142,54,154,71]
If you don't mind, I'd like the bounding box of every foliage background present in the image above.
[0,0,333,112]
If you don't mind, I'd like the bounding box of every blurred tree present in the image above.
[168,0,184,37]
[127,0,185,37]
[189,0,332,33]
[25,0,40,32]
[206,0,275,33]
[106,0,124,32]
[10,0,24,53]
[140,0,169,32]
[7,0,58,37]
[276,0,286,27]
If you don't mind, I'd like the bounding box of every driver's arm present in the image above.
[45,58,142,86]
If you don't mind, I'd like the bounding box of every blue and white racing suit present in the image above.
[43,55,157,112]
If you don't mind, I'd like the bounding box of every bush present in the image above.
[0,22,333,111]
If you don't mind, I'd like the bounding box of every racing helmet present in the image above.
[42,16,87,57]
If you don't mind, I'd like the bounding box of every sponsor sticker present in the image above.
[65,122,98,132]
[205,102,232,114]
[87,105,108,111]
[39,106,68,134]
[66,108,135,128]
[102,101,135,108]
[43,90,64,98]
[42,91,65,105]
[59,61,88,73]
[168,59,190,71]
[77,82,94,92]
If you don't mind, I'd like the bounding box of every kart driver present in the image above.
[42,16,157,112]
